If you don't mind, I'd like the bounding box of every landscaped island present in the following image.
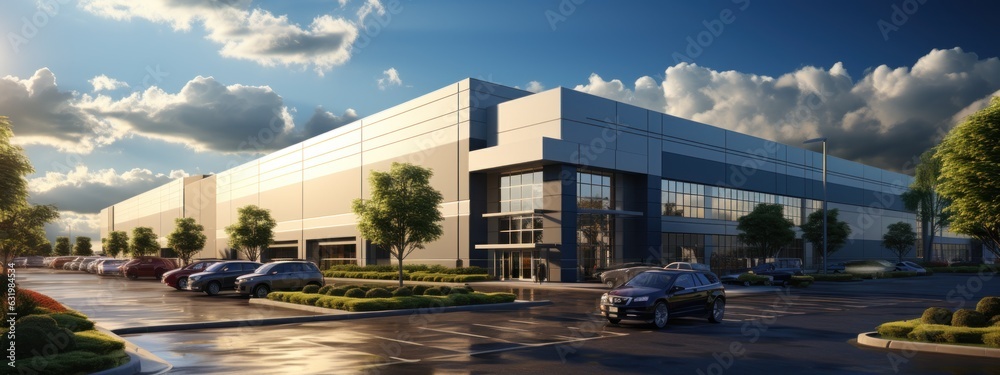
[876,296,1000,348]
[322,264,492,282]
[268,284,517,312]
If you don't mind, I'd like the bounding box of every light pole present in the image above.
[804,137,827,274]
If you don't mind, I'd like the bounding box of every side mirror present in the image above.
[670,286,685,293]
[271,271,278,275]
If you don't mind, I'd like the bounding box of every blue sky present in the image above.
[2,0,999,243]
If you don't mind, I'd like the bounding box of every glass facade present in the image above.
[577,171,613,210]
[497,169,544,244]
[661,179,804,225]
[578,171,615,280]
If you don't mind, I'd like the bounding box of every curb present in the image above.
[112,299,552,336]
[92,325,172,375]
[325,277,784,297]
[856,331,1000,359]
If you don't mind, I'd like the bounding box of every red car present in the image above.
[161,259,220,290]
[120,256,178,280]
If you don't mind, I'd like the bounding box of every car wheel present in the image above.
[742,281,750,287]
[605,280,615,288]
[253,285,270,298]
[154,269,165,280]
[607,318,621,325]
[205,281,221,296]
[708,298,725,323]
[126,272,138,280]
[176,277,188,290]
[652,302,669,329]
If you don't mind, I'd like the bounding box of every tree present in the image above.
[737,203,795,263]
[937,96,1000,260]
[902,147,950,262]
[168,217,207,266]
[130,227,160,257]
[883,222,917,262]
[0,204,58,263]
[31,241,52,257]
[73,236,93,256]
[0,116,33,215]
[225,205,276,262]
[352,162,444,287]
[799,208,852,266]
[54,236,71,256]
[104,231,129,259]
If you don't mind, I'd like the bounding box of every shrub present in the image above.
[412,285,429,295]
[976,296,1000,318]
[18,289,68,313]
[27,350,125,374]
[439,286,452,295]
[449,287,470,294]
[812,273,858,282]
[985,332,1000,348]
[991,315,1000,326]
[789,275,813,287]
[424,287,442,296]
[877,319,921,338]
[737,273,771,285]
[328,286,352,296]
[907,325,947,343]
[17,314,59,330]
[487,293,517,303]
[50,313,95,332]
[392,287,413,297]
[344,288,366,298]
[952,309,988,328]
[3,289,39,317]
[318,285,335,295]
[365,288,392,298]
[920,307,952,325]
[448,293,471,306]
[74,330,126,355]
[16,326,76,359]
[302,285,321,294]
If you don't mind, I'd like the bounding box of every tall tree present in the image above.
[937,96,1000,260]
[352,162,444,287]
[73,236,93,256]
[0,116,33,215]
[54,236,71,256]
[104,231,129,259]
[0,204,58,263]
[737,203,795,263]
[168,217,207,266]
[130,227,160,257]
[902,147,950,262]
[799,208,852,265]
[32,241,53,257]
[883,222,917,262]
[225,205,276,262]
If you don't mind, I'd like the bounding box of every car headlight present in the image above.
[600,294,609,303]
[189,275,200,281]
[633,296,649,302]
[240,278,253,283]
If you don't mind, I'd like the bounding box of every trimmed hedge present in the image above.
[74,330,126,355]
[268,291,517,312]
[789,275,814,287]
[991,315,1000,327]
[50,313,96,332]
[736,273,772,285]
[322,270,492,282]
[365,288,392,298]
[811,273,859,282]
[318,285,335,295]
[392,287,413,297]
[344,288,366,298]
[906,325,1000,344]
[921,307,953,325]
[927,265,999,274]
[877,319,921,338]
[424,287,442,296]
[952,309,988,328]
[977,296,1000,318]
[302,285,321,294]
[985,332,1000,348]
[324,264,489,275]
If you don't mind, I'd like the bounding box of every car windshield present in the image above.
[253,264,274,274]
[624,272,674,289]
[205,263,234,272]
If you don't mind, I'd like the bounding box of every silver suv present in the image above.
[235,261,325,298]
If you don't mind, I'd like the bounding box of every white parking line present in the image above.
[473,323,530,332]
[509,320,540,325]
[369,335,424,346]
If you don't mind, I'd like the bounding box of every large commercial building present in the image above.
[100,79,983,282]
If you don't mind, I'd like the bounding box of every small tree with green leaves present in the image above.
[0,116,33,215]
[32,241,52,257]
[225,205,276,262]
[168,217,207,266]
[902,147,950,262]
[737,203,796,264]
[800,208,852,268]
[73,236,93,256]
[352,163,444,288]
[104,230,128,259]
[883,222,917,263]
[937,96,1000,260]
[130,227,160,257]
[54,236,71,256]
[0,204,58,263]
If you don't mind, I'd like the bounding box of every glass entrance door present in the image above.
[521,252,533,280]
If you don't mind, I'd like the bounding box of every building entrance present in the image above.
[495,250,536,281]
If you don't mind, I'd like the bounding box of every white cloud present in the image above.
[44,212,101,246]
[79,0,370,75]
[357,0,385,24]
[89,75,130,92]
[377,67,402,90]
[28,165,187,214]
[0,68,121,153]
[525,81,545,93]
[572,48,1000,172]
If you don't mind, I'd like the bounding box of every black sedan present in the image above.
[186,261,262,296]
[600,269,726,329]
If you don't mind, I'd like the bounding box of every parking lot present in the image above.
[16,268,1000,374]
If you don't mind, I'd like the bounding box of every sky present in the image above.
[2,0,999,245]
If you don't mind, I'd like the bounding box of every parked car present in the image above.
[162,259,222,290]
[844,259,896,278]
[11,256,44,268]
[186,261,261,295]
[97,259,127,276]
[64,257,87,270]
[721,260,803,286]
[120,256,178,279]
[599,269,726,329]
[664,262,711,271]
[824,262,847,273]
[599,266,663,288]
[79,257,107,273]
[50,256,76,269]
[894,261,927,273]
[235,261,325,298]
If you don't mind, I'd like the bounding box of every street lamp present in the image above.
[804,137,827,274]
